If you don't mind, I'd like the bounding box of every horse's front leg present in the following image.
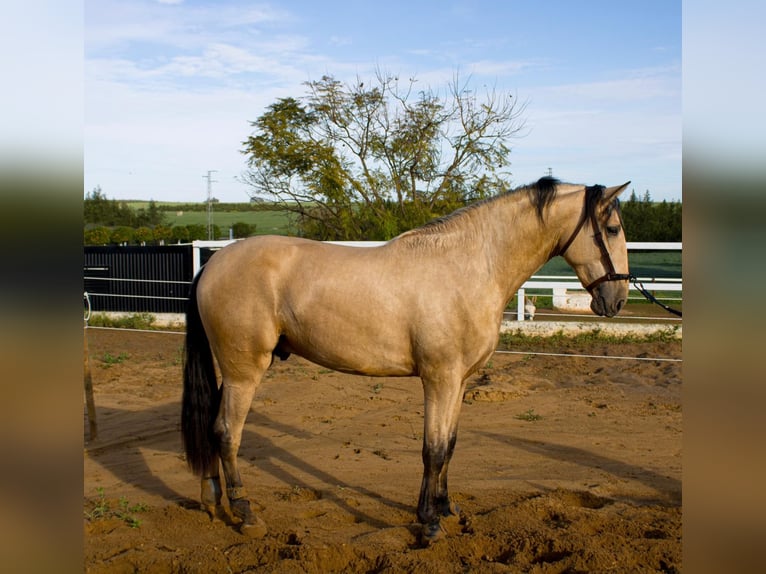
[417,374,466,545]
[215,367,268,538]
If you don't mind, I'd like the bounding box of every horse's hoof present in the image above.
[446,501,461,517]
[240,516,268,539]
[420,521,446,546]
[203,504,227,522]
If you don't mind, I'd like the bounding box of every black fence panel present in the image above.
[199,246,221,267]
[84,245,194,313]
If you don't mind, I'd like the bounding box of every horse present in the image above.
[181,176,630,543]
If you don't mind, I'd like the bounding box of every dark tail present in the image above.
[181,267,221,476]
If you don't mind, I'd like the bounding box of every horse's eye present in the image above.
[606,225,621,237]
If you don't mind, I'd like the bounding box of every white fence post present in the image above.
[517,288,525,322]
[192,242,201,277]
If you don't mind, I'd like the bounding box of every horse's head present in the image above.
[558,182,631,317]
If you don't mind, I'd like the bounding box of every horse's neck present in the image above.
[481,194,563,302]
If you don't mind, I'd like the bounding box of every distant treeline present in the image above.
[155,201,284,212]
[83,187,681,245]
[620,190,682,242]
[83,187,258,245]
[84,186,166,228]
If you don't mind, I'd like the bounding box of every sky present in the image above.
[84,0,682,203]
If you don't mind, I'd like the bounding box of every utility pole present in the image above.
[203,170,218,240]
[546,167,553,177]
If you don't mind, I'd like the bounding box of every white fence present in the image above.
[192,240,682,323]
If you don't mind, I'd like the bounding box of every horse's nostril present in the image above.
[615,299,625,313]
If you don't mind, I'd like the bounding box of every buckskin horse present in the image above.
[181,176,630,543]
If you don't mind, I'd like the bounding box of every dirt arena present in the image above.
[84,327,681,573]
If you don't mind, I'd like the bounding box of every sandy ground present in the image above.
[84,327,681,573]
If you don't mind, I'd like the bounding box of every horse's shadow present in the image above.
[84,401,411,529]
[84,402,681,533]
[470,430,681,505]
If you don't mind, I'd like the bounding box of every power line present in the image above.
[203,170,218,240]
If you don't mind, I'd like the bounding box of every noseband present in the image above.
[556,196,631,293]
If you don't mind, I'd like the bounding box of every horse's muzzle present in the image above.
[590,294,626,317]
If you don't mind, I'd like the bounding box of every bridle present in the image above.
[556,194,631,293]
[556,191,683,318]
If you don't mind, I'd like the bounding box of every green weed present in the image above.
[100,352,129,367]
[85,488,148,528]
[88,312,157,330]
[498,325,680,347]
[515,408,543,422]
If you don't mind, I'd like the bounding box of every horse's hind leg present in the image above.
[215,352,271,538]
[200,456,224,521]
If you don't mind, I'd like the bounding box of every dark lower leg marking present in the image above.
[417,429,462,544]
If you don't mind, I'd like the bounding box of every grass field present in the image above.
[126,202,293,236]
[165,209,292,236]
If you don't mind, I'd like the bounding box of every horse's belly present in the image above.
[279,326,417,377]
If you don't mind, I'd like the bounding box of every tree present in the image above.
[241,72,526,240]
[84,186,137,226]
[110,226,134,245]
[621,190,682,242]
[231,221,256,238]
[170,225,189,243]
[186,224,207,241]
[134,199,166,227]
[153,224,172,245]
[134,226,154,245]
[84,226,110,245]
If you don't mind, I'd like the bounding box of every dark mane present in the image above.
[525,176,559,220]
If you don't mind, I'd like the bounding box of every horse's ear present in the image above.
[602,181,630,203]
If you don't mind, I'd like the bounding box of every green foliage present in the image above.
[85,488,148,528]
[515,408,542,422]
[620,190,682,242]
[186,223,207,240]
[170,225,190,242]
[134,226,154,244]
[231,221,256,238]
[100,351,129,367]
[110,225,134,245]
[84,186,166,227]
[84,226,111,245]
[498,326,681,347]
[88,312,157,330]
[153,224,172,244]
[241,73,525,240]
[85,187,173,244]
